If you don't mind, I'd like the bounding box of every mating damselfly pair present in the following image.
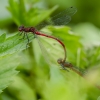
[18,6,78,71]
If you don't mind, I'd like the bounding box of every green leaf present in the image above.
[27,6,58,26]
[0,55,18,93]
[7,0,58,26]
[0,33,34,57]
[7,0,20,25]
[0,32,34,93]
[0,33,6,42]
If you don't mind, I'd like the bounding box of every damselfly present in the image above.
[18,6,77,65]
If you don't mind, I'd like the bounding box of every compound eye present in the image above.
[57,58,63,64]
[18,25,24,31]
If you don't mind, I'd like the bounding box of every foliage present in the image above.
[0,0,100,100]
[0,32,29,93]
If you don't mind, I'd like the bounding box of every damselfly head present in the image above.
[57,58,64,64]
[18,26,24,32]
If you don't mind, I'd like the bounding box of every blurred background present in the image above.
[0,0,100,100]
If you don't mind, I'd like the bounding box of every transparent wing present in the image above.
[51,6,77,25]
[35,34,65,66]
[36,6,77,29]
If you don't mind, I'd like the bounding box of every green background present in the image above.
[0,0,100,100]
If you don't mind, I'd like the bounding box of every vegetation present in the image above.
[0,0,100,100]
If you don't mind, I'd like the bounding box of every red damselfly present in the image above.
[18,6,77,65]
